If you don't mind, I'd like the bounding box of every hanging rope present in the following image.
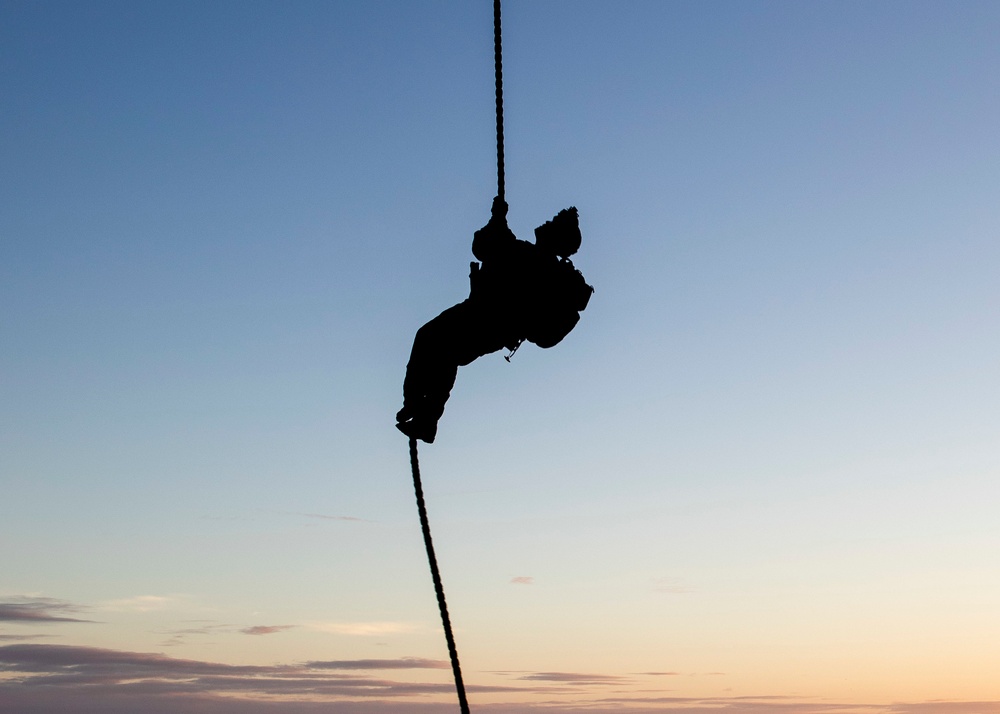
[409,437,470,713]
[404,6,508,711]
[494,0,505,203]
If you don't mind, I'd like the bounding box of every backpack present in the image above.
[524,258,594,348]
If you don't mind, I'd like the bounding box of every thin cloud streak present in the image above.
[889,704,1000,714]
[0,644,522,700]
[158,623,231,647]
[302,512,365,521]
[650,577,693,594]
[517,671,629,684]
[310,621,419,636]
[241,625,296,636]
[276,510,368,522]
[100,595,181,612]
[0,597,93,623]
[2,646,1000,714]
[306,658,448,670]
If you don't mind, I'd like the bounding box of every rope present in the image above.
[494,0,505,203]
[409,437,471,713]
[402,7,506,709]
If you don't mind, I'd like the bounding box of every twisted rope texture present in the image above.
[409,437,470,713]
[494,0,505,202]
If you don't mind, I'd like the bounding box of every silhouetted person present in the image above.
[396,197,593,443]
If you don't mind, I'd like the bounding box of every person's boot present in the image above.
[395,415,437,444]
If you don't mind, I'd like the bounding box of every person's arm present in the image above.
[472,196,515,261]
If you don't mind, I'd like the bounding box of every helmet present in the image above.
[534,207,581,258]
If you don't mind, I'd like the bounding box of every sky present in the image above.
[2,0,1000,712]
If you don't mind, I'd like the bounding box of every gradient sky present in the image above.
[3,1,1000,712]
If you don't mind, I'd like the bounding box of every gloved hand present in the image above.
[490,195,509,224]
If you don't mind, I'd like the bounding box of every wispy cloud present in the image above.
[163,623,229,636]
[579,695,877,712]
[517,671,629,684]
[1,646,999,714]
[100,595,181,612]
[0,643,520,701]
[0,644,276,677]
[0,597,94,623]
[510,576,534,585]
[276,510,367,522]
[306,658,448,670]
[0,634,55,641]
[157,622,231,647]
[650,577,692,594]
[302,512,365,521]
[309,621,420,636]
[241,625,296,636]
[889,704,1000,714]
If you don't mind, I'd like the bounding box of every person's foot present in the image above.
[395,416,437,444]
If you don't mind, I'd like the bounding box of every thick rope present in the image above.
[494,0,505,203]
[403,7,503,707]
[409,437,471,713]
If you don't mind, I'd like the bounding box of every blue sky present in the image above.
[2,1,1000,712]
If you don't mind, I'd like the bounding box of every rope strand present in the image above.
[494,0,505,203]
[409,437,471,713]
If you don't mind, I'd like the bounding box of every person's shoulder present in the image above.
[475,225,518,257]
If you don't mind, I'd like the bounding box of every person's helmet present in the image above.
[534,207,581,258]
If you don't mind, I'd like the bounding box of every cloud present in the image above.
[650,578,692,594]
[0,647,999,714]
[277,510,367,522]
[157,622,231,647]
[309,621,419,636]
[889,704,1000,714]
[301,512,365,521]
[100,595,180,612]
[0,634,54,641]
[509,576,534,585]
[306,658,448,670]
[162,623,229,637]
[241,625,296,636]
[0,643,522,703]
[517,671,629,684]
[0,644,273,677]
[0,597,93,623]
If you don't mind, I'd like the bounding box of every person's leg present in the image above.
[397,301,506,443]
[397,303,470,443]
